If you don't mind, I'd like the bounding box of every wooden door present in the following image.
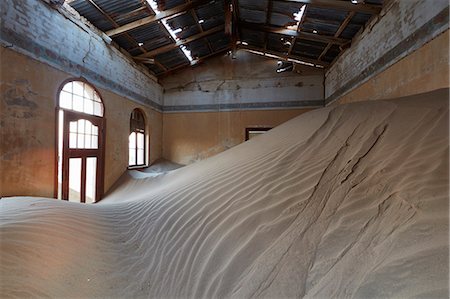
[61,110,105,203]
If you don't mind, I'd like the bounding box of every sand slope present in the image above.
[1,89,448,298]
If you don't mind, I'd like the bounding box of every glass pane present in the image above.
[92,126,98,136]
[137,132,144,149]
[92,135,98,149]
[69,158,82,202]
[69,133,77,148]
[84,134,91,149]
[62,82,73,93]
[129,149,136,166]
[85,157,97,204]
[73,95,84,112]
[78,120,85,133]
[94,101,102,116]
[73,81,84,96]
[77,133,84,148]
[84,98,94,115]
[137,149,144,165]
[60,91,72,109]
[129,132,136,149]
[70,121,77,133]
[84,86,94,101]
[85,121,92,135]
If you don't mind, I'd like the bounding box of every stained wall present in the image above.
[160,51,324,165]
[326,0,449,105]
[0,47,162,198]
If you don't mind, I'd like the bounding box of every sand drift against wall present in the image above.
[1,89,448,298]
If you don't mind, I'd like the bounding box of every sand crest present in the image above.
[1,89,448,298]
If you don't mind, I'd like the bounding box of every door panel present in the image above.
[62,110,104,203]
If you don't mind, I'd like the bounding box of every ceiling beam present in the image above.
[240,21,349,46]
[160,47,231,77]
[319,11,355,61]
[105,0,212,37]
[136,25,224,59]
[273,0,382,14]
[239,44,329,67]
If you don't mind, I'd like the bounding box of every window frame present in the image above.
[245,127,272,141]
[128,108,147,169]
[54,78,106,202]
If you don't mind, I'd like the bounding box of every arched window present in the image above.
[57,80,105,203]
[129,109,146,167]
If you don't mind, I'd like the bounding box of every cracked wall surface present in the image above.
[161,51,324,111]
[325,0,449,104]
[0,0,163,109]
[0,47,162,198]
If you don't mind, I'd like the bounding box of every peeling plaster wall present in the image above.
[0,47,162,198]
[160,51,323,164]
[330,30,449,105]
[0,0,163,109]
[325,0,449,105]
[163,109,313,165]
[161,51,324,111]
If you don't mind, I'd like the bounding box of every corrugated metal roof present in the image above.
[68,0,384,76]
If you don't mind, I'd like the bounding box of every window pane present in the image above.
[60,91,72,109]
[69,158,82,202]
[84,134,91,149]
[86,157,97,204]
[92,135,98,149]
[62,82,73,93]
[129,132,136,149]
[70,121,77,133]
[69,133,77,148]
[93,101,102,117]
[137,149,144,165]
[77,133,84,148]
[78,120,85,133]
[73,81,84,96]
[84,98,94,115]
[92,126,98,136]
[73,95,84,112]
[85,121,92,135]
[84,86,94,101]
[137,132,144,149]
[129,149,136,166]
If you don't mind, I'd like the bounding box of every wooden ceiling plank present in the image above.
[239,44,328,67]
[240,21,348,45]
[106,0,211,37]
[136,25,224,58]
[273,0,382,14]
[318,11,355,61]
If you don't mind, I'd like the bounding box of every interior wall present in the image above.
[330,30,449,105]
[161,51,324,165]
[325,0,449,105]
[163,109,312,165]
[0,47,162,198]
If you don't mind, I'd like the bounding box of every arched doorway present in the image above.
[57,80,105,203]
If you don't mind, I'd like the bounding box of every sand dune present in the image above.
[1,89,448,298]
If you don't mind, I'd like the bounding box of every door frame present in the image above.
[57,109,106,202]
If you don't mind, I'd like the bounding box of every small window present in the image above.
[129,109,146,167]
[60,81,103,117]
[245,127,272,141]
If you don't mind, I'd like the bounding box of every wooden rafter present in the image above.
[239,44,329,67]
[263,0,273,51]
[189,5,214,55]
[135,25,224,59]
[287,4,308,57]
[106,0,211,37]
[318,11,355,61]
[160,47,232,77]
[84,0,162,73]
[273,0,382,14]
[240,21,349,45]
